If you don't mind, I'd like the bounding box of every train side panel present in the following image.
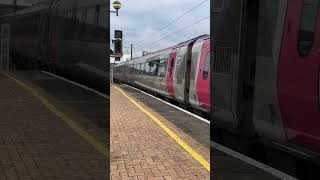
[278,0,320,150]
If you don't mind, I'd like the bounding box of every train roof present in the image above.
[0,0,106,19]
[0,3,49,18]
[125,34,210,63]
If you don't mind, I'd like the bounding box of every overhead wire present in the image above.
[133,0,209,48]
[134,16,210,54]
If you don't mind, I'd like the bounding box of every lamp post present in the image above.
[110,1,121,16]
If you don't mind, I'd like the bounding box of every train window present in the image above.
[175,55,185,79]
[134,64,139,74]
[99,5,107,27]
[67,10,72,19]
[131,64,135,74]
[145,63,150,75]
[82,8,87,22]
[86,7,96,24]
[159,59,167,77]
[298,0,319,57]
[149,60,158,76]
[138,64,141,74]
[190,52,199,80]
[140,63,145,74]
[149,62,155,76]
[154,60,160,76]
[72,8,77,19]
[131,64,134,74]
[95,5,100,25]
[213,0,224,13]
[203,52,210,80]
[76,8,83,22]
[176,56,182,65]
[133,64,136,74]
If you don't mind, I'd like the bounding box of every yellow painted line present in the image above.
[113,85,210,171]
[2,72,109,157]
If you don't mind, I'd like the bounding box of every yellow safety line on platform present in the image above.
[113,85,210,172]
[2,72,109,157]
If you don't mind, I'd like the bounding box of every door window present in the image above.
[203,52,210,80]
[298,0,319,57]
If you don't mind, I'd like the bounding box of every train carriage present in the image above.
[114,35,211,113]
[0,0,108,92]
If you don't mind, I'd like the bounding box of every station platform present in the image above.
[110,84,210,179]
[111,84,296,180]
[0,71,108,179]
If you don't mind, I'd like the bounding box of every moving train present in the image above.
[113,35,211,114]
[0,0,108,92]
[212,0,320,178]
[115,0,320,178]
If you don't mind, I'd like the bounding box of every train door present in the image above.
[278,0,320,149]
[197,40,210,110]
[166,50,176,97]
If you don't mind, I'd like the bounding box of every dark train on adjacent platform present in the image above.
[115,0,320,178]
[0,0,108,92]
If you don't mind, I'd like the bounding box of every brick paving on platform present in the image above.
[0,72,107,179]
[110,86,210,180]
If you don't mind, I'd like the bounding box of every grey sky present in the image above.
[110,0,210,62]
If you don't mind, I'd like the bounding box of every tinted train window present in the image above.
[298,0,319,56]
[145,63,150,75]
[86,7,96,24]
[99,5,107,27]
[77,8,84,22]
[72,8,77,19]
[135,64,139,74]
[129,64,134,74]
[82,8,87,22]
[141,63,145,74]
[95,5,100,25]
[132,64,136,74]
[67,10,72,19]
[213,0,224,13]
[159,59,167,77]
[149,62,157,76]
[203,52,210,80]
[153,60,160,76]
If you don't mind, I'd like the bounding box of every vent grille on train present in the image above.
[214,46,232,73]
